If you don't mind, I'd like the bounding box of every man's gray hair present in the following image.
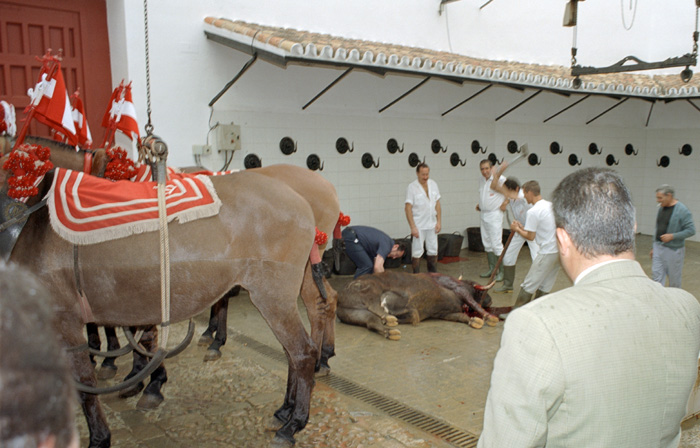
[552,168,635,258]
[656,184,675,196]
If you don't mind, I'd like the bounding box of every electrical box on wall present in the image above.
[216,123,241,152]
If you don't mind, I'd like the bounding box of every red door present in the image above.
[0,0,112,146]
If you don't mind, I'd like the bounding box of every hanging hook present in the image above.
[588,143,602,155]
[528,153,542,166]
[361,153,380,169]
[657,156,670,168]
[568,154,582,166]
[605,154,619,166]
[679,143,693,156]
[488,153,503,166]
[432,139,447,154]
[306,154,324,171]
[279,137,297,155]
[550,142,563,155]
[624,143,638,156]
[336,138,354,154]
[471,140,487,154]
[450,152,467,167]
[507,140,520,154]
[387,138,404,154]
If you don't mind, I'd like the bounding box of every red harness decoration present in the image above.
[48,167,222,245]
[2,144,54,201]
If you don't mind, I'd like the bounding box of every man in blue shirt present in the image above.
[651,184,696,288]
[341,225,406,278]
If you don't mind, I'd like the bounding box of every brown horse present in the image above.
[0,149,338,448]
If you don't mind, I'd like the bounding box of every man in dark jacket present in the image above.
[342,225,406,278]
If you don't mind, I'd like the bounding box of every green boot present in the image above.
[494,260,504,282]
[480,252,495,278]
[534,289,548,299]
[499,288,533,320]
[494,266,515,293]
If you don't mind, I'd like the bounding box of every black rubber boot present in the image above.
[426,256,438,273]
[411,257,421,273]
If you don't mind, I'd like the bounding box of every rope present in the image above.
[143,0,153,135]
[621,0,637,31]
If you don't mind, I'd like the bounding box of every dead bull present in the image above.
[337,271,498,340]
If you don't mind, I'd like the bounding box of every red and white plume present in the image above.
[26,61,77,145]
[0,100,16,137]
[102,81,140,141]
[70,91,92,148]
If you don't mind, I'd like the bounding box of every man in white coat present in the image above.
[477,159,506,281]
[405,163,441,273]
[478,167,700,448]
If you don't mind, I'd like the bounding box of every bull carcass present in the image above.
[337,271,498,340]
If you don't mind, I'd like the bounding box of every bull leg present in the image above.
[136,326,167,410]
[336,307,401,340]
[96,326,120,380]
[438,312,485,329]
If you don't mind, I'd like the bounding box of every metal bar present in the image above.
[687,99,700,114]
[646,101,655,127]
[378,77,431,113]
[572,54,696,76]
[543,94,591,123]
[208,53,258,107]
[302,67,353,110]
[585,97,629,125]
[495,90,542,121]
[442,84,492,116]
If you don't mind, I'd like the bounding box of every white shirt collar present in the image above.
[574,259,627,284]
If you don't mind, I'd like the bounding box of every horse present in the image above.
[0,147,339,448]
[12,136,341,399]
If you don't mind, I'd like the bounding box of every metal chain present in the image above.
[693,5,699,57]
[143,0,153,135]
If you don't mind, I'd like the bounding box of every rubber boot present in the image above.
[411,257,421,274]
[494,260,504,282]
[499,288,533,320]
[494,266,515,293]
[426,255,438,273]
[534,289,548,299]
[480,252,495,278]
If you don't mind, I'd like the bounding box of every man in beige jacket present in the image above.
[478,167,700,447]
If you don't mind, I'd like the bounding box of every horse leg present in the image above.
[204,285,240,361]
[136,325,167,409]
[198,301,219,347]
[86,322,100,366]
[249,283,317,447]
[96,326,120,380]
[118,326,146,399]
[299,262,337,376]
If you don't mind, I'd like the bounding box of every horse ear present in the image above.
[91,149,108,177]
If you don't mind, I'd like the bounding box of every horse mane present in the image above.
[24,135,91,154]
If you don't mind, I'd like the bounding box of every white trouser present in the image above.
[520,252,560,294]
[480,210,504,255]
[411,228,438,258]
[652,241,685,288]
[502,233,539,266]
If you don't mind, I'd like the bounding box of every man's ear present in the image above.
[556,228,572,256]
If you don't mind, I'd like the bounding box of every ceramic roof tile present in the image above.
[204,17,700,99]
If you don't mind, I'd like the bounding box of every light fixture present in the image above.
[681,66,693,83]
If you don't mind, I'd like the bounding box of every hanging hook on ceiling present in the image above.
[471,140,487,154]
[431,139,447,153]
[450,152,467,167]
[387,138,404,154]
[606,154,619,166]
[361,153,380,169]
[568,154,582,166]
[624,143,638,156]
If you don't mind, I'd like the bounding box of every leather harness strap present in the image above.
[83,150,94,175]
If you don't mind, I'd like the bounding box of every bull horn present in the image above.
[458,274,463,281]
[474,280,496,291]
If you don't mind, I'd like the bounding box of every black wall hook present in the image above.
[528,153,541,166]
[606,154,619,166]
[408,152,425,168]
[336,137,354,154]
[588,143,602,155]
[568,154,582,166]
[431,139,447,153]
[307,154,324,171]
[361,152,380,169]
[488,153,503,166]
[279,137,297,155]
[471,140,487,154]
[550,142,563,154]
[679,144,693,156]
[624,143,638,156]
[387,138,404,154]
[507,140,520,154]
[657,156,670,168]
[450,152,467,167]
[244,153,262,169]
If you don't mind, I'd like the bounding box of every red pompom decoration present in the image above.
[104,147,137,181]
[315,228,328,246]
[338,212,351,226]
[2,144,53,199]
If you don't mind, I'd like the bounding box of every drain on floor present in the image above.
[232,332,479,448]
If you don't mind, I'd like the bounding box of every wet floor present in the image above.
[76,234,700,447]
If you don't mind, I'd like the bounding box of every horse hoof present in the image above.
[384,315,398,327]
[387,329,401,341]
[96,365,118,380]
[203,349,222,362]
[136,393,164,410]
[315,365,331,377]
[198,335,214,347]
[469,317,484,329]
[485,315,499,326]
[118,382,144,399]
[264,416,284,432]
[270,435,294,448]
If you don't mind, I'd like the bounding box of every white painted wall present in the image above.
[104,0,700,245]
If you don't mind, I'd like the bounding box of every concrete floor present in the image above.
[76,234,700,447]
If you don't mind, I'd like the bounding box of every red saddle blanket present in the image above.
[48,167,222,245]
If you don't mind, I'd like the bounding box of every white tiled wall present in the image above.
[199,109,699,245]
